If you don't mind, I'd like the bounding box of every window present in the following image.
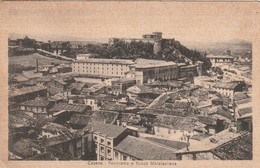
[168,129,171,134]
[100,146,105,153]
[100,156,104,160]
[100,138,104,144]
[107,141,111,146]
[107,149,111,156]
[115,152,119,158]
[123,155,127,160]
[94,136,97,141]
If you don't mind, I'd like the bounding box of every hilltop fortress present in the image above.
[109,32,172,54]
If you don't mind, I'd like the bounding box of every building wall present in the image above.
[178,65,197,78]
[72,61,131,77]
[93,133,114,160]
[136,65,178,84]
[209,58,234,67]
[113,150,139,161]
[153,126,196,142]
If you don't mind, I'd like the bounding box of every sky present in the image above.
[5,2,258,44]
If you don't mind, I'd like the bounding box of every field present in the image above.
[9,53,71,67]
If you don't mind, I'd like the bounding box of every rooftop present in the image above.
[49,102,89,113]
[206,54,234,59]
[19,97,51,107]
[74,58,135,65]
[114,136,177,160]
[211,133,252,160]
[135,59,177,69]
[144,137,187,150]
[68,113,92,126]
[42,122,69,133]
[177,129,244,153]
[9,85,46,97]
[85,122,127,138]
[154,115,202,132]
[213,82,239,90]
[91,111,119,124]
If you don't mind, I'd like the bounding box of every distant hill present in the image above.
[183,38,252,55]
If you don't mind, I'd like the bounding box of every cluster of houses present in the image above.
[8,47,252,160]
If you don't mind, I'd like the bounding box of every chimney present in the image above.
[35,59,39,73]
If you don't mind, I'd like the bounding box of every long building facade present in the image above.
[72,59,135,77]
[71,58,199,84]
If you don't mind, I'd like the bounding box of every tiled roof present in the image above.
[213,82,239,90]
[49,103,88,113]
[100,102,127,112]
[69,113,92,126]
[234,92,249,101]
[211,133,252,160]
[9,85,46,97]
[239,107,252,117]
[19,97,51,107]
[135,58,177,69]
[191,133,211,141]
[154,115,201,132]
[32,115,57,128]
[42,132,79,147]
[9,111,36,128]
[114,136,177,160]
[42,122,69,133]
[74,58,135,65]
[86,122,127,138]
[173,100,190,109]
[235,98,252,105]
[121,113,141,124]
[127,85,161,94]
[144,137,187,150]
[12,138,43,158]
[91,111,118,124]
[138,108,183,116]
[197,116,217,125]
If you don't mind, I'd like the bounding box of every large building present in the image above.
[206,54,234,68]
[134,59,178,84]
[71,58,135,77]
[109,32,163,54]
[71,58,199,84]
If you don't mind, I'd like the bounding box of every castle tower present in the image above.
[152,32,162,54]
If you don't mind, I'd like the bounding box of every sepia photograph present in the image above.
[1,1,258,166]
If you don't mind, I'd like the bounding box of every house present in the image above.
[206,54,234,68]
[113,136,177,160]
[172,99,191,114]
[85,122,135,160]
[84,95,100,111]
[213,82,244,103]
[126,84,161,100]
[176,130,249,160]
[152,115,205,142]
[111,79,136,95]
[47,76,75,95]
[194,76,216,89]
[40,122,71,138]
[41,128,93,160]
[19,97,54,116]
[69,82,86,95]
